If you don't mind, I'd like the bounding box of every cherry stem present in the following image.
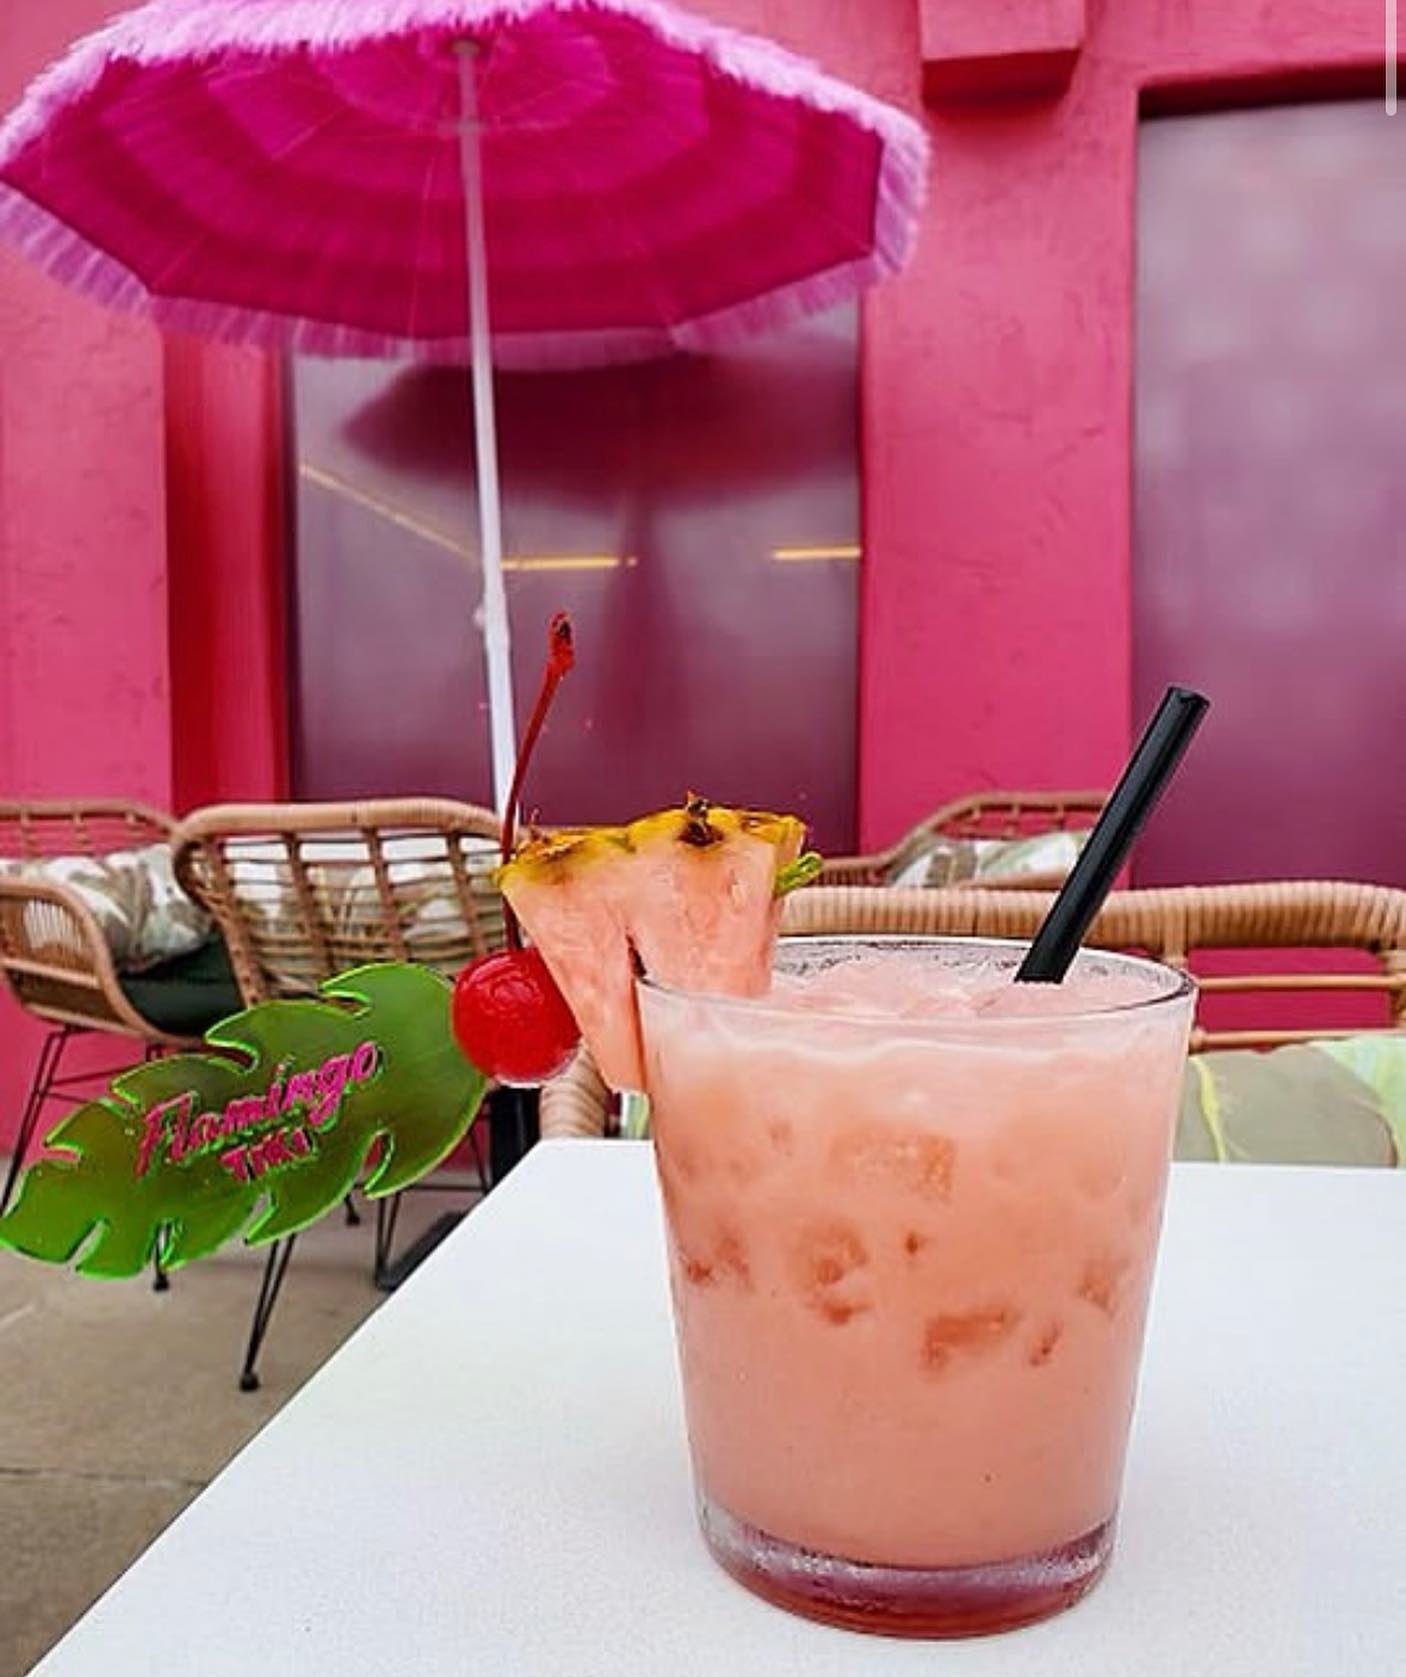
[500,613,575,951]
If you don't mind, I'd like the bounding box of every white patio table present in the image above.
[31,1142,1406,1675]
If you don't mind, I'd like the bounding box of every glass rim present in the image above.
[635,935,1196,1031]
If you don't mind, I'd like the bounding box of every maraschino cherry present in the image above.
[451,614,581,1085]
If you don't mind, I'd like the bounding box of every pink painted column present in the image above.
[674,0,1136,852]
[860,73,1136,846]
[165,336,289,811]
[0,1,171,1148]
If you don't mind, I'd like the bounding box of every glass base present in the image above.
[699,1495,1115,1639]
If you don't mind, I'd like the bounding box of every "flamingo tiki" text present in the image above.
[133,1041,380,1184]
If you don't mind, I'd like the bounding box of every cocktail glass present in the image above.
[639,936,1194,1637]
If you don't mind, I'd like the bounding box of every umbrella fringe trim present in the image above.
[0,134,922,367]
[0,0,929,186]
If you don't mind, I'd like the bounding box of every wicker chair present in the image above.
[542,1048,614,1141]
[784,883,1406,1046]
[171,798,506,1003]
[540,880,1406,1137]
[0,800,220,1217]
[821,790,1107,888]
[171,798,518,1379]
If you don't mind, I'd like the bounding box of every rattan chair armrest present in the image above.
[817,854,893,886]
[780,881,1406,1049]
[540,1048,611,1139]
[0,876,158,1038]
[172,798,500,850]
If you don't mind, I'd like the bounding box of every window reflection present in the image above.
[290,305,861,850]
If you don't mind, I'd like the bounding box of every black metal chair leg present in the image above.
[487,1085,540,1188]
[489,1079,543,1187]
[373,1193,404,1289]
[2,1025,72,1214]
[468,1121,490,1197]
[239,1235,297,1393]
[138,1046,174,1290]
[343,1193,362,1227]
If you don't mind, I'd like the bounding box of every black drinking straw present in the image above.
[1015,686,1210,983]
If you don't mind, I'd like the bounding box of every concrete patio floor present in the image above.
[0,1185,477,1676]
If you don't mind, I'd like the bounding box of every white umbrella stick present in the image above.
[458,46,517,814]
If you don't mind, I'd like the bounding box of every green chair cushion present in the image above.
[1177,1036,1406,1168]
[119,937,243,1037]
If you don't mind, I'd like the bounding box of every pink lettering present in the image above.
[142,1051,376,1180]
[219,1146,251,1183]
[190,1114,221,1149]
[309,1053,353,1129]
[135,1093,196,1177]
[283,1071,318,1113]
[248,1131,293,1177]
[168,1094,195,1163]
[318,1054,352,1096]
[222,1096,266,1137]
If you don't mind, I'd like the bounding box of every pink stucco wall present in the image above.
[0,3,171,1144]
[0,3,169,800]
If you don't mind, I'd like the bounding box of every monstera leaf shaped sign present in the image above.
[0,964,486,1278]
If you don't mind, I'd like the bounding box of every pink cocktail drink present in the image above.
[639,938,1194,1637]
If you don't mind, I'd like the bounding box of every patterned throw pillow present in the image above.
[887,830,1090,889]
[122,844,215,968]
[1177,1035,1406,1167]
[0,844,212,973]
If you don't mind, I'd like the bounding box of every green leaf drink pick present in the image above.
[0,963,486,1278]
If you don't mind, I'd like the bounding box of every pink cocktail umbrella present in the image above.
[0,0,927,809]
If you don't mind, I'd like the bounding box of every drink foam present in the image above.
[766,951,1160,1021]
